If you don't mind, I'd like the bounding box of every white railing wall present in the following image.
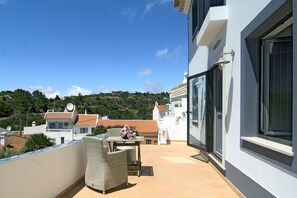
[162,116,187,141]
[0,140,87,198]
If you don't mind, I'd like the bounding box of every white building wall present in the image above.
[160,97,187,142]
[187,0,297,197]
[73,126,95,140]
[24,124,46,135]
[162,116,187,141]
[44,131,73,145]
[225,1,296,197]
[152,107,160,121]
[189,46,209,75]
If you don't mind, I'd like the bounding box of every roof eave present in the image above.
[174,0,191,15]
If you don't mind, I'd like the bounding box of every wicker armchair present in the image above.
[107,128,136,162]
[83,136,128,194]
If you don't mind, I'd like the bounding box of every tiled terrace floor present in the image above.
[63,143,240,198]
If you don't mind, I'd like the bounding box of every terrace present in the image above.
[0,136,241,198]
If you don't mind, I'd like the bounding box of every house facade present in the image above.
[23,109,99,145]
[44,111,77,144]
[175,0,296,197]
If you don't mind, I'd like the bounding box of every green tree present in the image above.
[32,90,48,113]
[22,134,53,152]
[11,89,33,114]
[0,98,13,117]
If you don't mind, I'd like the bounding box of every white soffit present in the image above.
[174,0,191,15]
[197,6,228,46]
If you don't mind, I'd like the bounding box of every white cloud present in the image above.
[159,0,172,4]
[0,0,8,5]
[121,7,137,21]
[156,45,182,60]
[144,81,164,93]
[138,68,153,76]
[143,2,155,16]
[156,48,168,58]
[97,85,118,93]
[142,0,172,17]
[170,45,182,61]
[67,86,92,96]
[29,85,61,99]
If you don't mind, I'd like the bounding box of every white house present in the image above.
[73,114,98,140]
[153,72,188,143]
[44,111,78,144]
[175,0,296,197]
[24,109,99,145]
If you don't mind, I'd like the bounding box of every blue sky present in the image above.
[0,0,187,98]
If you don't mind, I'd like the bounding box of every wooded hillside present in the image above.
[0,89,169,131]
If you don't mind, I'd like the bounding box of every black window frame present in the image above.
[80,127,88,134]
[146,139,152,144]
[259,15,293,146]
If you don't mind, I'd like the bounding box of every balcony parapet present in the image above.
[196,6,228,46]
[0,140,87,197]
[46,129,73,132]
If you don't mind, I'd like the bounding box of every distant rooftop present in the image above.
[98,120,158,133]
[44,112,74,119]
[75,114,98,126]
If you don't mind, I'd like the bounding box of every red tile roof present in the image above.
[75,114,97,126]
[44,112,73,119]
[98,120,158,133]
[157,105,167,112]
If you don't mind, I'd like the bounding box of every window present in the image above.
[174,103,182,107]
[192,0,198,35]
[91,127,96,133]
[241,0,294,161]
[61,137,64,144]
[49,122,55,129]
[191,0,225,37]
[260,16,293,145]
[80,127,88,134]
[146,139,152,144]
[64,122,69,129]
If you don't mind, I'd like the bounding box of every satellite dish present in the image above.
[66,103,74,111]
[6,126,11,131]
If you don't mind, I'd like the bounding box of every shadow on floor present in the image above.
[60,179,137,197]
[191,154,208,163]
[59,179,85,198]
[128,166,154,176]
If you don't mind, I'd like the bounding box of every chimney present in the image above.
[32,121,36,127]
[0,132,8,147]
[183,71,188,84]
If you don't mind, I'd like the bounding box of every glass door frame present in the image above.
[211,67,223,160]
[187,71,212,152]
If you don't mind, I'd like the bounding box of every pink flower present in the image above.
[121,125,134,139]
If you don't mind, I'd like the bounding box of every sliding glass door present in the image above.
[188,73,207,151]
